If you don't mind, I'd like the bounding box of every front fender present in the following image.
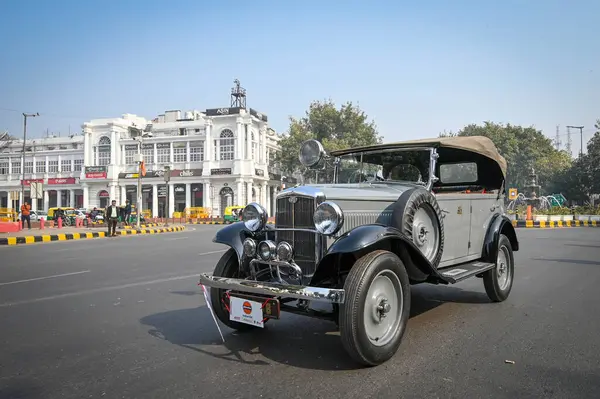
[212,222,249,261]
[311,224,443,285]
[482,214,519,262]
[212,222,274,263]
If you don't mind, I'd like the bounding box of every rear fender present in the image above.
[311,224,446,286]
[482,214,519,262]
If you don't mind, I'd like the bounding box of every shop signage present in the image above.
[98,190,110,198]
[156,143,170,149]
[85,166,107,179]
[124,144,138,151]
[205,107,243,117]
[174,185,185,193]
[48,177,77,185]
[119,168,204,179]
[249,108,268,122]
[157,185,167,197]
[21,178,44,186]
[255,169,264,176]
[171,168,203,177]
[211,168,232,175]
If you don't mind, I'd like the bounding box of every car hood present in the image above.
[281,183,420,202]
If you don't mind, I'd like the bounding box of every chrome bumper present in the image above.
[198,273,346,304]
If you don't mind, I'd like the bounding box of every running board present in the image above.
[438,261,496,284]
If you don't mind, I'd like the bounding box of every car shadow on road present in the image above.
[141,285,490,371]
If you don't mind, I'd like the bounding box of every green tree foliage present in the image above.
[278,100,382,181]
[440,122,572,194]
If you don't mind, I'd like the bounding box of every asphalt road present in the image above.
[1,226,599,399]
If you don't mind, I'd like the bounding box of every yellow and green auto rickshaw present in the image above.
[223,206,244,222]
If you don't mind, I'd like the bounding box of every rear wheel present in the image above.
[339,250,411,366]
[209,248,258,331]
[483,234,514,302]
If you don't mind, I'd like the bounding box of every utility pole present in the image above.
[21,113,39,208]
[565,126,572,156]
[567,125,584,157]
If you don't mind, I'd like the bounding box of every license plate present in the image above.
[228,294,280,328]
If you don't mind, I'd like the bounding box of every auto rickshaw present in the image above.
[48,207,75,220]
[223,205,244,222]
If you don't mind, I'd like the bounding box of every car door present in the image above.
[469,193,501,257]
[436,194,472,266]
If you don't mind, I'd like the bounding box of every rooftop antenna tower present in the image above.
[554,125,561,150]
[230,78,247,108]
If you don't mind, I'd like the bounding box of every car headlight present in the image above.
[299,139,325,167]
[258,240,276,261]
[242,202,268,232]
[313,201,344,235]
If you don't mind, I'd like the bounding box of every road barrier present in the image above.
[0,225,186,246]
[512,220,599,228]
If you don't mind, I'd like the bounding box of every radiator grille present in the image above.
[275,196,317,279]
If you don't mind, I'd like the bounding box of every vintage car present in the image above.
[198,136,519,367]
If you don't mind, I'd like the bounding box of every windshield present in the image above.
[335,148,432,185]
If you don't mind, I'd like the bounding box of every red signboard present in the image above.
[85,172,107,179]
[48,178,77,185]
[21,179,44,186]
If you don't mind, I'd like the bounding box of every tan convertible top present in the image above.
[330,135,507,178]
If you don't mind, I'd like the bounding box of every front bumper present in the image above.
[198,273,346,304]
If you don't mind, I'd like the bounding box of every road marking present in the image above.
[199,249,227,256]
[0,273,202,308]
[165,236,189,241]
[0,270,91,286]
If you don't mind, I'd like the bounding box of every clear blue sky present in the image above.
[1,0,598,155]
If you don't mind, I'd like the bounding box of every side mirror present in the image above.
[299,139,325,168]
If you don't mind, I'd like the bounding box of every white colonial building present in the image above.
[0,95,286,217]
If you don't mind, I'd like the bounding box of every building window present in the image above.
[189,141,204,162]
[61,159,72,172]
[220,129,234,161]
[173,143,187,163]
[97,136,111,166]
[0,158,8,175]
[142,145,154,165]
[11,159,21,174]
[251,132,257,161]
[125,147,137,165]
[157,147,170,164]
[48,160,59,173]
[24,161,33,174]
[36,160,46,174]
[74,159,83,172]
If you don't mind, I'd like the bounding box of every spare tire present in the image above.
[390,187,444,268]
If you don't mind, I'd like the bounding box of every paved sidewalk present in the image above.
[0,225,186,246]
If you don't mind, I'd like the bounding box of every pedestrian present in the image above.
[124,199,132,226]
[105,199,119,237]
[20,201,31,229]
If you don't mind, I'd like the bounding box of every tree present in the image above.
[278,100,382,181]
[440,122,572,195]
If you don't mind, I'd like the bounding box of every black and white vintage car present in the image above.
[198,136,519,366]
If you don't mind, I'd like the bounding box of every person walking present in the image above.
[20,201,31,229]
[105,199,120,237]
[124,199,132,226]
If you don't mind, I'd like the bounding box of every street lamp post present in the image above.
[21,112,39,209]
[164,165,171,227]
[130,124,152,230]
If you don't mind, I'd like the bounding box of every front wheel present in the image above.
[339,250,411,366]
[483,234,515,302]
[209,248,260,331]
